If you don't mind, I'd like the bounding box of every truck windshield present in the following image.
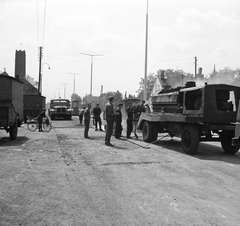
[50,100,70,107]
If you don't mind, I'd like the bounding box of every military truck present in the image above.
[49,98,72,120]
[137,82,240,155]
[0,74,23,139]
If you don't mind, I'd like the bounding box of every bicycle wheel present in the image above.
[43,121,52,132]
[27,121,38,132]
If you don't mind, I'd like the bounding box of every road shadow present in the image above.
[153,138,240,165]
[0,136,29,147]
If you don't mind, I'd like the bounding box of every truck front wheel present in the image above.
[221,131,239,154]
[181,124,199,155]
[142,121,154,143]
[9,121,18,140]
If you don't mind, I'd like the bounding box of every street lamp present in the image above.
[38,62,51,95]
[61,83,70,99]
[81,53,103,103]
[68,72,82,94]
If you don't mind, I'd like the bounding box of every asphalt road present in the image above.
[0,116,240,226]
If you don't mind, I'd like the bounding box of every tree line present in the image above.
[70,66,240,107]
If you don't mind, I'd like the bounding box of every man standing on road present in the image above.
[114,103,123,139]
[126,101,133,138]
[84,103,92,139]
[79,107,85,124]
[37,110,46,132]
[105,96,117,146]
[93,103,103,131]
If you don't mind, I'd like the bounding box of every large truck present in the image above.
[23,94,46,122]
[137,82,240,155]
[0,74,23,139]
[49,98,72,120]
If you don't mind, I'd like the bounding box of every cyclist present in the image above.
[37,110,46,132]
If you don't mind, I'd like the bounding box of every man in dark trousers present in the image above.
[126,101,133,138]
[93,103,103,131]
[37,110,46,132]
[105,96,117,146]
[79,107,85,124]
[114,103,123,139]
[84,103,92,139]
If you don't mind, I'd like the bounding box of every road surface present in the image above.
[0,116,240,226]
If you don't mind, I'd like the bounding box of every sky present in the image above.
[1,0,240,102]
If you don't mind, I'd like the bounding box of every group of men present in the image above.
[81,96,147,147]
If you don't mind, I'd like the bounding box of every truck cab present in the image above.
[49,99,72,120]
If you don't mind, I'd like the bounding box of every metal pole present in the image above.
[90,56,93,102]
[81,53,103,104]
[38,46,43,95]
[144,0,149,101]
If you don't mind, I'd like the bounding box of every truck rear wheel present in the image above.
[221,131,239,154]
[181,124,199,155]
[142,121,154,143]
[9,121,18,140]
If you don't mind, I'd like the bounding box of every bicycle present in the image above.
[27,117,52,132]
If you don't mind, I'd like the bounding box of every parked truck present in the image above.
[0,74,23,139]
[137,82,240,155]
[23,94,46,122]
[49,98,72,120]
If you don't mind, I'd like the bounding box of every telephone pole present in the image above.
[194,56,198,77]
[38,46,43,95]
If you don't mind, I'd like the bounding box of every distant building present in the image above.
[150,70,171,96]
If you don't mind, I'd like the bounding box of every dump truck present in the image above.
[49,98,72,120]
[137,82,240,155]
[0,74,23,139]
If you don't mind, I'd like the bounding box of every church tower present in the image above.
[15,50,26,79]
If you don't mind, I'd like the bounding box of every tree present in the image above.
[137,73,156,100]
[209,67,240,86]
[99,90,123,109]
[71,93,82,107]
[25,75,38,88]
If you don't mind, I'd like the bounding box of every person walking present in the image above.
[133,100,146,139]
[93,103,103,131]
[126,101,133,138]
[114,103,123,139]
[105,96,117,146]
[79,107,85,124]
[84,103,91,139]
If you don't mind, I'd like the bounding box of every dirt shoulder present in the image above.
[0,117,240,226]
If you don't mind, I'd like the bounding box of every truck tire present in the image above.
[220,131,239,154]
[9,121,18,140]
[50,115,55,120]
[181,124,199,155]
[142,121,154,143]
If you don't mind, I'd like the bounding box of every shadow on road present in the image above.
[153,138,240,165]
[0,136,29,147]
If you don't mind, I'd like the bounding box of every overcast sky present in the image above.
[1,0,240,102]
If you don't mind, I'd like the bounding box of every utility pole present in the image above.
[61,83,70,99]
[144,0,149,101]
[81,53,103,103]
[38,46,43,95]
[194,56,198,77]
[68,73,81,94]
